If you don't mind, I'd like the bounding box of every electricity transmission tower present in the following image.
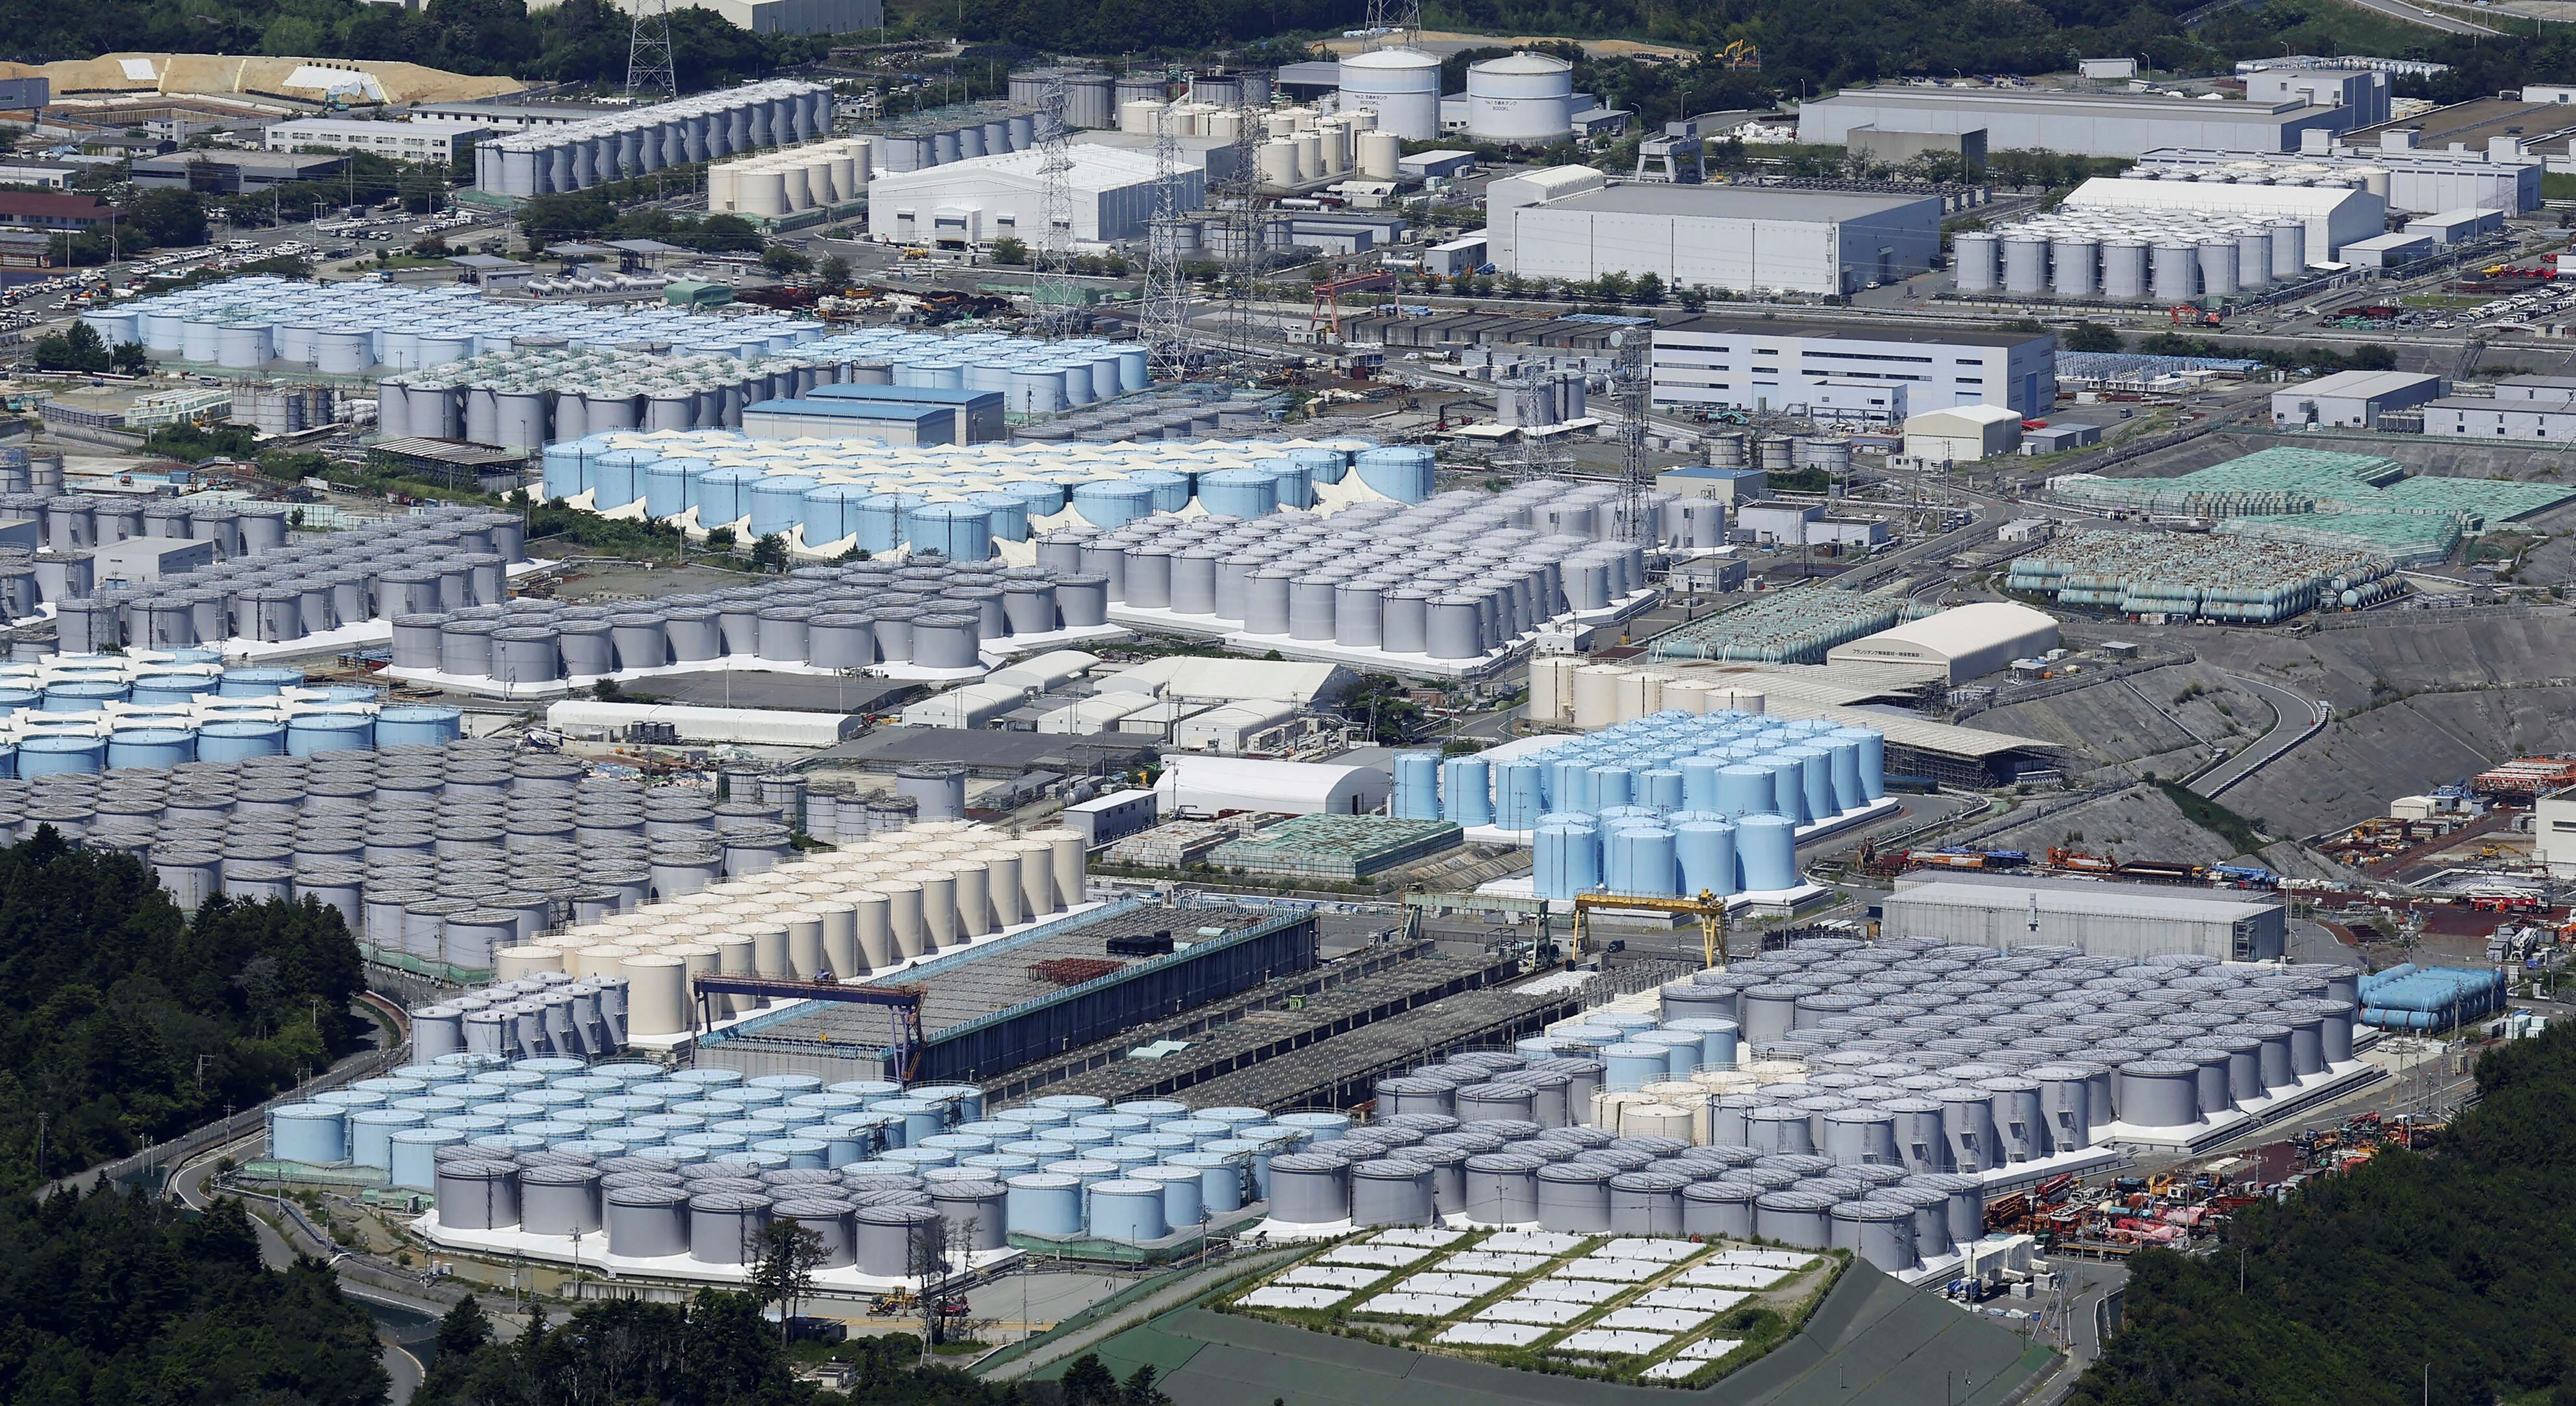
[1362,0,1423,46]
[625,0,677,100]
[1211,84,1266,380]
[1614,328,1654,542]
[1142,92,1192,381]
[1031,73,1078,338]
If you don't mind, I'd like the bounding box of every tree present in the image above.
[1676,284,1709,312]
[1594,269,1633,301]
[749,532,788,573]
[399,163,448,214]
[435,1295,494,1359]
[1122,1364,1174,1406]
[1633,271,1666,304]
[817,253,852,289]
[704,526,736,552]
[111,341,149,374]
[989,235,1028,265]
[32,322,112,373]
[2061,320,2123,354]
[761,242,812,278]
[1061,1354,1121,1406]
[122,187,207,248]
[750,1218,826,1343]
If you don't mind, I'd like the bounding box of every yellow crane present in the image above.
[1571,889,1732,969]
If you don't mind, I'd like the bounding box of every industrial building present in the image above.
[1824,601,2059,684]
[1156,755,1392,816]
[1880,872,2287,960]
[1651,318,2056,420]
[2421,382,2576,442]
[413,97,632,131]
[1490,180,1942,296]
[1795,86,2357,158]
[2242,66,2390,129]
[2271,370,2444,429]
[475,81,830,198]
[131,150,346,194]
[1903,405,2025,463]
[2342,96,2576,187]
[266,116,493,163]
[2532,793,2576,875]
[1953,177,2384,300]
[864,145,1194,247]
[2134,143,2542,215]
[538,0,880,32]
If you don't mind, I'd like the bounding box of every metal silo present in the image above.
[2050,236,2098,296]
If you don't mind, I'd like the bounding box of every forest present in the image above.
[2073,1019,2576,1406]
[0,831,367,1193]
[0,1188,387,1406]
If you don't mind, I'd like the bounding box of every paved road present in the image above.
[2190,673,2323,800]
[2340,0,2501,32]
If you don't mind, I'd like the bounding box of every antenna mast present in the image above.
[1142,79,1192,382]
[625,0,676,100]
[1032,72,1077,337]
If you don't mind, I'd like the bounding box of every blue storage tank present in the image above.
[1738,813,1797,891]
[1170,1151,1249,1212]
[129,672,220,706]
[1086,1180,1168,1241]
[748,474,820,538]
[198,719,288,761]
[1601,1044,1669,1092]
[1664,1017,1741,1069]
[1439,755,1493,826]
[1495,761,1546,829]
[0,686,37,715]
[591,449,658,511]
[642,456,712,518]
[696,466,766,528]
[1534,819,1600,901]
[1833,727,1887,800]
[1757,756,1809,824]
[855,492,925,554]
[1641,767,1685,810]
[1197,467,1278,519]
[1391,751,1441,820]
[1588,764,1635,810]
[1680,756,1726,812]
[1356,447,1437,502]
[909,502,994,561]
[1675,819,1738,897]
[1006,1172,1084,1235]
[801,482,874,545]
[106,727,196,769]
[43,680,128,712]
[541,442,589,501]
[287,713,376,756]
[389,1127,465,1189]
[1128,468,1192,512]
[376,705,464,747]
[1258,458,1313,509]
[17,734,105,776]
[999,480,1068,515]
[1605,823,1678,896]
[271,1103,348,1164]
[969,491,1034,542]
[1290,448,1347,485]
[218,667,304,698]
[1071,480,1154,529]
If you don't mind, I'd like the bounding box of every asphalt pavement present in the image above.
[2192,673,2324,800]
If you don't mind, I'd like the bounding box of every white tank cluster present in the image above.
[1464,52,1576,145]
[1336,47,1442,140]
[538,434,1432,561]
[1393,710,1889,897]
[522,270,672,298]
[407,817,1084,1043]
[385,556,1109,687]
[52,506,529,656]
[81,277,830,375]
[1117,95,1272,145]
[708,138,873,218]
[1035,477,1679,664]
[1956,209,2311,301]
[0,654,459,778]
[476,81,833,197]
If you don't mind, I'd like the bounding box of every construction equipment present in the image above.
[2045,846,2117,873]
[1308,269,1395,344]
[1570,888,1730,968]
[870,1290,919,1316]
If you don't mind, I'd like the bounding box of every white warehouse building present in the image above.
[1491,177,1943,295]
[2132,143,2543,215]
[266,117,493,163]
[1824,600,2059,682]
[1651,317,2057,420]
[1882,873,2288,961]
[865,145,1199,247]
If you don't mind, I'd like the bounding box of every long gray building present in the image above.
[1879,872,2286,960]
[1796,87,2356,158]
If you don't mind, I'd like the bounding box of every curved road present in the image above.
[2190,672,2325,801]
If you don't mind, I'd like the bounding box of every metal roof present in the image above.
[1830,602,2058,664]
[2285,369,2443,400]
[1544,184,1939,222]
[1886,876,2280,921]
[1658,315,2047,350]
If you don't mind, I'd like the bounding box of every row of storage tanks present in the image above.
[861,100,1046,175]
[1398,710,1886,898]
[1011,385,1281,446]
[1029,481,1673,660]
[0,738,837,981]
[709,139,873,218]
[2003,531,2391,626]
[478,81,835,197]
[1955,217,2310,301]
[385,332,1150,453]
[408,815,1089,1040]
[1005,67,1277,136]
[55,506,531,656]
[2354,964,2506,1031]
[0,654,462,778]
[81,277,835,374]
[0,491,300,615]
[1103,101,1403,190]
[386,556,1110,684]
[523,271,671,298]
[538,433,1434,560]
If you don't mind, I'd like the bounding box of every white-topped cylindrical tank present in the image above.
[2198,239,2239,297]
[2153,241,2198,302]
[2001,235,2049,295]
[2271,219,2307,279]
[2050,237,2097,297]
[1464,52,1575,144]
[1336,48,1442,140]
[1952,232,1998,294]
[2101,239,2148,299]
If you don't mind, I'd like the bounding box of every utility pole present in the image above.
[1031,72,1076,338]
[626,0,678,102]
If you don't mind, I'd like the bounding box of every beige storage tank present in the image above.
[621,953,690,1036]
[497,944,565,980]
[1358,130,1402,180]
[1119,99,1164,134]
[876,878,925,959]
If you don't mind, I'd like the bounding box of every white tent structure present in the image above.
[1155,755,1391,816]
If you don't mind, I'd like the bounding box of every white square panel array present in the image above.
[1600,1306,1711,1333]
[1475,1297,1588,1326]
[1677,1264,1789,1290]
[1713,1249,1815,1270]
[1242,1286,1350,1309]
[1352,1291,1469,1318]
[1481,1230,1591,1255]
[1438,1322,1548,1347]
[1642,1361,1707,1382]
[1553,1256,1665,1284]
[1398,1273,1509,1299]
[1552,1330,1671,1357]
[1637,1286,1746,1313]
[1513,1279,1607,1303]
[1440,1250,1552,1275]
[1603,1237,1701,1262]
[1369,1227,1466,1248]
[1676,1336,1747,1361]
[1278,1264,1388,1289]
[1320,1243,1436,1268]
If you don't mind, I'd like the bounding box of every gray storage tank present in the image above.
[688,1190,772,1264]
[1533,1160,1612,1233]
[2117,1059,2201,1129]
[1461,1150,1542,1225]
[605,1183,690,1257]
[854,1203,945,1276]
[436,1158,522,1231]
[1830,1198,1917,1273]
[1265,1152,1351,1226]
[1752,1188,1834,1249]
[520,1164,605,1236]
[1607,1169,1689,1236]
[1350,1158,1437,1227]
[1680,1179,1758,1239]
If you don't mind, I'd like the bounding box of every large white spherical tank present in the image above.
[1338,48,1442,141]
[1465,52,1575,144]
